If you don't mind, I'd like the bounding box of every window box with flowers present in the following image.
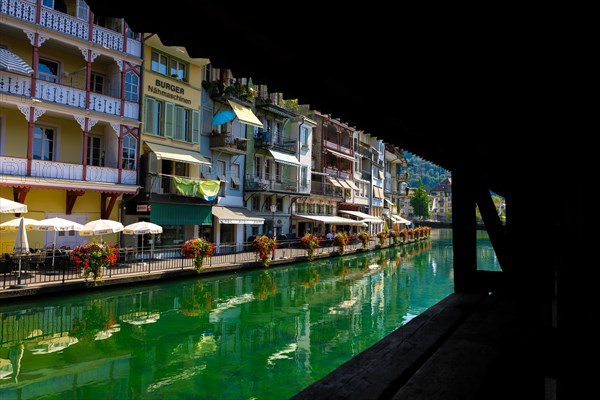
[182,238,215,272]
[376,231,388,246]
[252,235,278,267]
[301,233,320,260]
[357,230,371,250]
[333,232,349,255]
[72,241,119,285]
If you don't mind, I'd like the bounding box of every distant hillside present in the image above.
[405,152,451,191]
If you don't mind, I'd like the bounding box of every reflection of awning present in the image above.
[146,141,211,166]
[212,206,265,225]
[227,99,263,128]
[339,210,384,223]
[325,148,355,162]
[293,214,367,226]
[268,149,300,166]
[0,48,34,75]
[346,179,359,190]
[391,214,412,225]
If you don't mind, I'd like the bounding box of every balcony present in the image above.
[245,174,299,193]
[355,145,372,159]
[324,139,353,156]
[324,167,351,179]
[1,0,142,57]
[254,130,297,154]
[0,155,136,185]
[209,133,247,155]
[310,181,343,198]
[0,71,139,119]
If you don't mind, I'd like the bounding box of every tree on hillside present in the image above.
[410,179,431,220]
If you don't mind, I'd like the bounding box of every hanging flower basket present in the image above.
[301,233,320,260]
[72,241,119,285]
[376,231,388,246]
[252,235,278,267]
[182,238,215,272]
[389,230,400,245]
[333,232,349,255]
[357,230,370,249]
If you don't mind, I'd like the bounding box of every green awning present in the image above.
[151,203,212,225]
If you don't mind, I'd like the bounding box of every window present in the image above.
[275,163,281,182]
[76,0,89,20]
[89,73,104,94]
[301,127,309,147]
[265,159,271,178]
[38,58,59,83]
[122,134,136,169]
[125,72,139,102]
[151,50,188,81]
[87,136,103,166]
[144,97,199,143]
[170,58,186,81]
[202,64,212,81]
[33,125,55,161]
[231,163,240,190]
[217,160,226,196]
[151,51,168,75]
[301,166,308,188]
[276,197,283,212]
[200,156,212,179]
[254,156,261,178]
[252,197,259,211]
[42,0,54,7]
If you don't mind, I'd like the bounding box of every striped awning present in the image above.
[0,48,34,75]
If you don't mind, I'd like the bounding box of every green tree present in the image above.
[410,179,430,220]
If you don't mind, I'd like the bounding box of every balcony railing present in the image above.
[310,181,343,197]
[324,167,351,179]
[245,174,299,193]
[209,133,247,154]
[1,0,142,57]
[0,155,135,184]
[254,130,297,154]
[324,139,353,156]
[0,71,138,119]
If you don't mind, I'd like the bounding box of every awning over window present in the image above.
[268,149,300,166]
[325,148,355,162]
[146,141,211,166]
[373,186,384,199]
[328,177,343,187]
[338,179,352,190]
[151,203,212,225]
[293,214,367,226]
[391,214,412,225]
[346,179,359,190]
[212,206,264,225]
[227,99,263,128]
[339,210,383,223]
[0,48,34,75]
[384,198,394,206]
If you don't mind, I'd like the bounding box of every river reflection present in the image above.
[0,229,496,399]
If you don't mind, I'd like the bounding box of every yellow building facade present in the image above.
[1,0,142,252]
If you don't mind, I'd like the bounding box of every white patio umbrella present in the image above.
[0,217,38,231]
[122,221,163,261]
[12,217,30,287]
[29,217,84,267]
[0,197,27,213]
[78,219,124,240]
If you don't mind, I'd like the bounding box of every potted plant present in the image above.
[182,238,215,272]
[301,233,319,260]
[333,232,349,255]
[252,235,278,267]
[357,230,370,250]
[72,241,119,285]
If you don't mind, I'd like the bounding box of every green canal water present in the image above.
[0,229,499,399]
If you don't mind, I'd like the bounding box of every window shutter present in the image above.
[174,106,185,140]
[164,102,175,137]
[192,110,201,143]
[144,98,156,135]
